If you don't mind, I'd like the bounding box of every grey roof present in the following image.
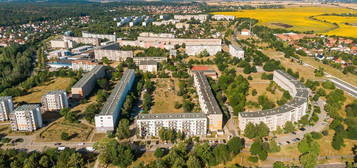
[230,44,243,51]
[14,104,40,111]
[139,60,157,65]
[46,90,66,95]
[72,65,105,88]
[96,43,119,50]
[98,69,135,116]
[0,96,12,101]
[194,71,222,115]
[137,112,207,120]
[240,70,309,118]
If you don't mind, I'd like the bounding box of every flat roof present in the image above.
[0,96,12,101]
[194,71,222,115]
[139,60,157,65]
[230,44,243,51]
[46,90,66,95]
[14,104,40,111]
[98,69,135,116]
[240,70,309,118]
[137,112,207,120]
[72,65,105,88]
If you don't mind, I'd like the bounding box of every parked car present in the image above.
[54,143,62,146]
[299,128,306,131]
[286,141,290,144]
[57,146,66,151]
[292,132,297,135]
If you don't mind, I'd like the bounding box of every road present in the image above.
[328,77,357,98]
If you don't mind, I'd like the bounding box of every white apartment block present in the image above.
[239,70,309,131]
[118,32,222,56]
[82,32,116,42]
[10,104,43,132]
[229,44,245,59]
[95,69,135,132]
[137,113,207,137]
[41,90,69,112]
[0,96,13,121]
[212,15,235,21]
[193,71,223,131]
[174,14,208,22]
[94,43,134,62]
[138,60,158,73]
[72,59,98,72]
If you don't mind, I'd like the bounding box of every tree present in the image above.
[97,78,109,90]
[332,132,345,150]
[61,132,70,141]
[227,137,245,155]
[257,122,270,138]
[39,155,50,168]
[67,153,85,168]
[116,119,130,139]
[96,90,108,103]
[187,155,202,168]
[102,57,111,65]
[213,144,231,164]
[244,122,256,139]
[273,161,288,168]
[299,152,318,168]
[154,148,166,158]
[283,121,295,133]
[183,100,194,112]
[269,139,281,153]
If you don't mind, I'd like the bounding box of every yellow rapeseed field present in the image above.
[314,15,357,38]
[213,7,356,36]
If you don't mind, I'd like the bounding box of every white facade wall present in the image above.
[212,15,235,21]
[72,61,97,72]
[0,97,13,121]
[11,105,43,132]
[229,44,245,59]
[186,45,221,56]
[50,40,68,48]
[94,49,134,62]
[82,32,116,42]
[41,91,68,111]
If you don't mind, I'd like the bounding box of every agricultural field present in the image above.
[15,77,72,103]
[213,7,356,36]
[314,15,357,38]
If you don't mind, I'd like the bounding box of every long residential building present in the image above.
[10,104,43,132]
[137,113,207,137]
[133,57,167,64]
[229,44,245,59]
[71,65,106,98]
[94,43,134,61]
[72,59,98,72]
[239,70,309,131]
[174,14,208,22]
[41,90,68,112]
[95,69,135,132]
[118,32,221,56]
[0,96,13,121]
[193,71,223,131]
[82,32,116,42]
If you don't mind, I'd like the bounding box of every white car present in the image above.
[77,143,85,146]
[85,147,95,152]
[57,146,66,151]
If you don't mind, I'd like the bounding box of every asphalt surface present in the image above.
[328,77,357,98]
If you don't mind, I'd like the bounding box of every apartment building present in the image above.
[71,65,106,98]
[72,59,98,72]
[139,60,158,73]
[229,44,245,59]
[95,69,135,132]
[10,104,43,132]
[118,32,222,56]
[212,15,235,21]
[137,113,207,137]
[193,71,223,131]
[94,43,134,62]
[0,96,13,121]
[174,14,208,22]
[133,57,167,64]
[82,32,116,42]
[41,90,68,112]
[63,36,100,47]
[239,70,309,131]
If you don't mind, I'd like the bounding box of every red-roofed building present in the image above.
[191,66,217,79]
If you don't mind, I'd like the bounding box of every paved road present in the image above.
[328,77,357,98]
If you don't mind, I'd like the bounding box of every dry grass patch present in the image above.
[15,77,72,103]
[150,78,184,114]
[37,120,94,142]
[130,152,156,168]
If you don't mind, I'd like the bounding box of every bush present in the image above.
[248,156,259,163]
[61,132,70,141]
[322,130,329,136]
[174,102,182,109]
[310,132,323,139]
[154,148,166,158]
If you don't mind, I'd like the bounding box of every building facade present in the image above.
[229,44,245,59]
[10,104,43,132]
[72,59,98,72]
[41,90,69,112]
[212,15,235,21]
[174,15,208,22]
[137,113,207,137]
[95,69,135,132]
[71,65,106,98]
[139,60,158,73]
[94,43,134,62]
[0,96,13,121]
[239,70,309,131]
[193,71,223,131]
[82,32,116,42]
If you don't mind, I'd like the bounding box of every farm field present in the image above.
[15,77,72,103]
[213,6,355,36]
[314,15,357,38]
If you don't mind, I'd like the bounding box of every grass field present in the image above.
[150,78,184,114]
[37,120,94,142]
[314,15,357,38]
[213,6,356,36]
[15,77,72,103]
